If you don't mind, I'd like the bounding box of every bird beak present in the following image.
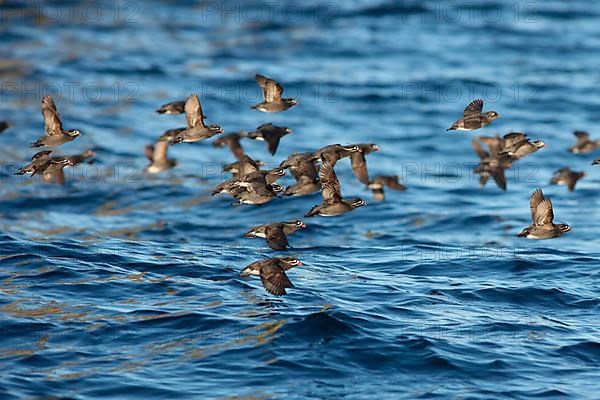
[300,223,306,228]
[297,261,303,266]
[373,145,380,151]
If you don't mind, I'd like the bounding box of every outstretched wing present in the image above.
[535,198,554,226]
[464,99,484,116]
[260,265,293,296]
[41,96,63,136]
[265,225,289,250]
[529,188,548,225]
[471,137,489,159]
[350,151,370,184]
[184,94,206,129]
[319,160,342,203]
[256,74,283,103]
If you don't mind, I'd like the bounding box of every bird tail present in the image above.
[30,139,43,148]
[515,229,528,238]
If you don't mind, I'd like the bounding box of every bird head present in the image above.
[558,224,572,233]
[485,111,500,120]
[67,129,81,137]
[280,257,302,268]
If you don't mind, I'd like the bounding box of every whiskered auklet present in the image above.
[245,123,292,155]
[15,151,53,176]
[550,167,585,192]
[516,188,571,239]
[251,74,298,113]
[499,132,545,160]
[280,152,321,196]
[306,160,365,217]
[569,131,600,154]
[31,96,81,147]
[240,257,302,296]
[447,99,500,131]
[245,220,306,250]
[171,94,223,144]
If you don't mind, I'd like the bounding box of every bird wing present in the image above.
[260,265,293,296]
[265,225,290,250]
[480,135,504,155]
[350,151,370,184]
[256,74,283,103]
[535,198,554,226]
[238,155,260,176]
[489,167,507,191]
[184,94,206,129]
[144,145,154,162]
[153,140,169,163]
[292,160,318,181]
[41,96,64,136]
[463,99,484,116]
[384,176,406,191]
[319,160,342,203]
[266,134,282,155]
[503,132,528,149]
[471,137,489,160]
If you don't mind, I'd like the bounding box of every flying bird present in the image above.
[305,160,365,217]
[171,94,223,144]
[550,167,585,192]
[447,99,500,131]
[568,131,600,154]
[244,123,292,155]
[251,74,298,113]
[516,188,571,239]
[31,96,81,147]
[244,220,306,250]
[240,257,302,296]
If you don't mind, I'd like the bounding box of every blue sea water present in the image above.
[0,0,599,398]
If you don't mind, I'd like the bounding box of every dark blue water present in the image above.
[1,0,599,398]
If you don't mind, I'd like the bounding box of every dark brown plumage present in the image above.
[31,96,81,147]
[251,74,298,112]
[569,131,600,154]
[447,99,500,131]
[280,152,321,196]
[244,220,306,250]
[305,160,365,217]
[550,167,585,192]
[516,189,571,239]
[349,143,379,184]
[245,123,292,155]
[170,94,223,144]
[240,257,302,296]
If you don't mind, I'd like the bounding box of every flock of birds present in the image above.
[1,74,597,296]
